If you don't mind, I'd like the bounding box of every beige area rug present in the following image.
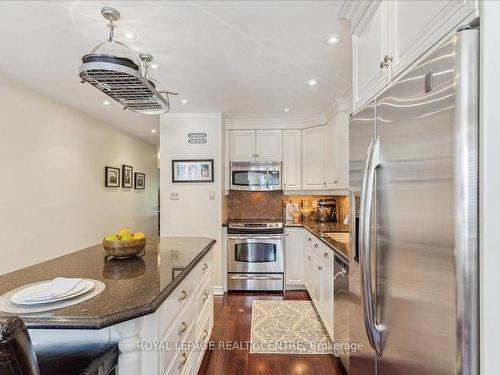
[250,300,333,354]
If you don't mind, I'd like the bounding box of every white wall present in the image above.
[480,2,500,374]
[159,114,223,288]
[0,75,158,275]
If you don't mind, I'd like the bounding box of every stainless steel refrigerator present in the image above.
[348,27,479,375]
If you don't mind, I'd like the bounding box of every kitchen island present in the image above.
[0,237,216,375]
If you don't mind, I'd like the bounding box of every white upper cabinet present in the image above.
[256,130,283,161]
[302,126,327,190]
[326,111,349,190]
[350,0,477,112]
[230,130,256,161]
[352,1,389,112]
[282,130,302,190]
[230,130,282,162]
[389,0,477,77]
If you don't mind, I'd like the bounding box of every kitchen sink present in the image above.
[323,232,350,244]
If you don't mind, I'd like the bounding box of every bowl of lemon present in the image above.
[103,228,146,258]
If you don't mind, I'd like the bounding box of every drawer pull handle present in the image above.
[202,263,209,271]
[318,265,323,271]
[324,252,329,259]
[202,329,209,340]
[178,290,188,302]
[178,353,187,368]
[178,322,188,336]
[314,244,319,248]
[202,292,209,302]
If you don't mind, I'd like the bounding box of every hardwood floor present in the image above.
[198,291,347,375]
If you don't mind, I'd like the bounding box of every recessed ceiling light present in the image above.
[151,129,157,133]
[151,63,159,69]
[325,35,341,46]
[124,32,137,40]
[284,108,290,112]
[102,100,111,106]
[181,99,188,104]
[307,79,317,87]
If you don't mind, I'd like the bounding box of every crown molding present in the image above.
[338,0,372,33]
[224,99,349,130]
[224,118,305,130]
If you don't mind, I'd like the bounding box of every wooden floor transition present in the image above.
[198,291,347,375]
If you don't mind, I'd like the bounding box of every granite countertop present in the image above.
[0,237,216,329]
[223,219,350,262]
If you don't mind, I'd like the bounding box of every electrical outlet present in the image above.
[170,192,179,200]
[209,191,216,200]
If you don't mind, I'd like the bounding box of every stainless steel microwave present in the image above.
[230,162,281,191]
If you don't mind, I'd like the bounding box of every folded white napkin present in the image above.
[14,277,83,302]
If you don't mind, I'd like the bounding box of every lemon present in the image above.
[133,232,145,240]
[104,234,118,241]
[121,233,133,241]
[118,228,130,237]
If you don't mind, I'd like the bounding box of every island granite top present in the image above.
[0,237,216,330]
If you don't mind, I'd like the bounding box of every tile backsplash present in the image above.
[226,191,349,222]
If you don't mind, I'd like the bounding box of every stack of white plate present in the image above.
[10,278,94,306]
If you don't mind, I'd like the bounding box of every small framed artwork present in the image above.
[134,173,145,189]
[172,159,214,183]
[122,165,133,188]
[105,166,120,187]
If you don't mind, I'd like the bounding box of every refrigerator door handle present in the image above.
[359,136,383,356]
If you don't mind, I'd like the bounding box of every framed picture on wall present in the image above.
[172,159,214,183]
[122,164,133,188]
[134,173,145,189]
[105,166,120,187]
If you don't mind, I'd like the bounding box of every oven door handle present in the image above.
[229,275,283,281]
[228,235,283,240]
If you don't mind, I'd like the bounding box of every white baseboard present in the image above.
[213,285,224,296]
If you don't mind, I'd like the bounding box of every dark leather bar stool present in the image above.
[0,315,118,375]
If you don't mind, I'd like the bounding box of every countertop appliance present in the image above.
[349,27,478,375]
[230,162,281,191]
[333,255,349,372]
[227,222,284,291]
[316,199,337,222]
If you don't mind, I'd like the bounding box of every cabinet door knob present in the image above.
[318,265,323,271]
[308,255,312,260]
[202,329,209,340]
[308,237,312,241]
[178,353,187,368]
[178,290,187,302]
[324,252,329,258]
[380,61,385,69]
[178,321,187,336]
[203,292,209,302]
[202,262,209,271]
[314,244,319,248]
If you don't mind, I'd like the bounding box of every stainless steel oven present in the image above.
[230,162,281,191]
[227,222,284,291]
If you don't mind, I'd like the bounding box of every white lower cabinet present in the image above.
[136,250,213,375]
[303,231,334,339]
[285,227,305,288]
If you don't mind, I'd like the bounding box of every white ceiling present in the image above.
[0,1,351,144]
